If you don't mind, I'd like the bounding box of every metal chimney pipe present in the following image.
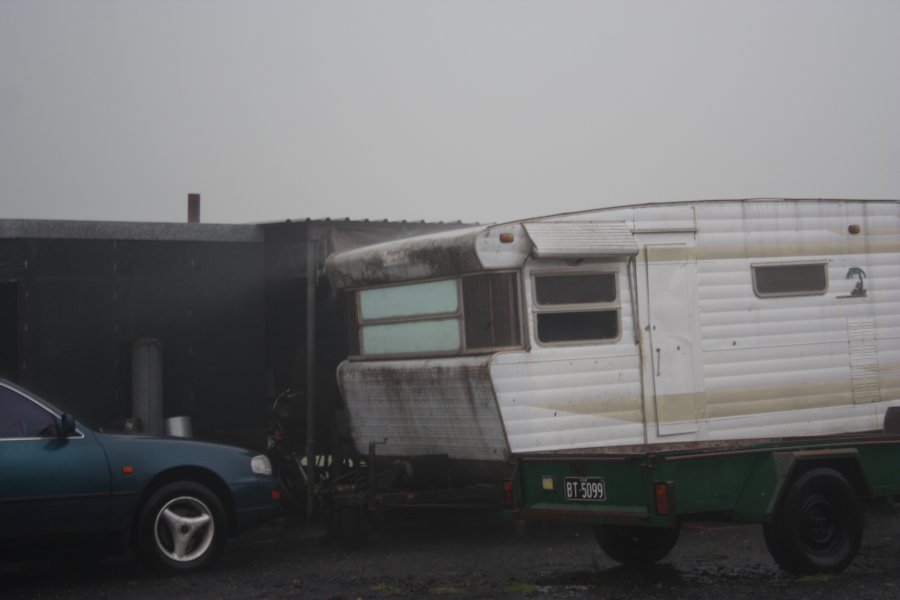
[188,193,200,223]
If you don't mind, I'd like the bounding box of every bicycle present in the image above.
[265,389,308,512]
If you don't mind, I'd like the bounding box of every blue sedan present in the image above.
[0,380,280,572]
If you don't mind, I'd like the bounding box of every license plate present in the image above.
[564,477,607,502]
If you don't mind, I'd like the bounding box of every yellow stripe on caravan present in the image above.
[695,239,900,262]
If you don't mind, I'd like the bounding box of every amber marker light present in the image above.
[121,466,134,475]
[499,233,515,243]
[541,476,555,492]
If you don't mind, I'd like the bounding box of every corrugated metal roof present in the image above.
[0,219,263,242]
[0,217,476,244]
[523,221,638,258]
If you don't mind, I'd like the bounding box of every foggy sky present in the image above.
[1,1,898,225]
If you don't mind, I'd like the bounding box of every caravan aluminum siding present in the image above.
[492,199,900,453]
[328,199,900,465]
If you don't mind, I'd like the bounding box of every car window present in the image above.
[0,386,58,438]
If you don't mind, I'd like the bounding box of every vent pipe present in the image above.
[132,338,163,434]
[188,193,200,223]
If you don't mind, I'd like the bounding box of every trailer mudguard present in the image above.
[732,448,873,521]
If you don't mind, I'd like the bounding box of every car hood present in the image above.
[90,430,267,481]
[94,431,259,457]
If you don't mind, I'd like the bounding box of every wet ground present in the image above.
[4,509,900,599]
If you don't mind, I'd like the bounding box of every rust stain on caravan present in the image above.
[338,357,510,463]
[326,228,485,288]
[355,245,478,283]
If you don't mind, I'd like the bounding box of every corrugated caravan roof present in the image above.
[523,221,638,258]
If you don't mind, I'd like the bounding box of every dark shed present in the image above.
[0,217,471,452]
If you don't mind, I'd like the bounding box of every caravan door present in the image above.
[645,244,703,436]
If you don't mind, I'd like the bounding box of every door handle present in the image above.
[656,348,661,376]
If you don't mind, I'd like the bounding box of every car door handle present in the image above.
[656,348,661,376]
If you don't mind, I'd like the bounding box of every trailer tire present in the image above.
[593,524,680,566]
[762,467,864,575]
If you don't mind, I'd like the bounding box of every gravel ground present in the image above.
[4,509,900,599]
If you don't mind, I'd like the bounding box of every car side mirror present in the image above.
[57,414,76,438]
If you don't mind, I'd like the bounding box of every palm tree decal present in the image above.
[845,267,867,297]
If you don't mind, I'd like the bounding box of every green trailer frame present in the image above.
[511,423,900,574]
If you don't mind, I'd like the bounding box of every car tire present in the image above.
[762,467,863,575]
[593,524,681,566]
[135,481,228,572]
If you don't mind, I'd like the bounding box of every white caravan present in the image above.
[325,199,900,482]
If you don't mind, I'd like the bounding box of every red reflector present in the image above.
[655,483,670,516]
[503,480,514,509]
[272,489,282,501]
[121,466,134,475]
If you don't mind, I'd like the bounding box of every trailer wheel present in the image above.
[593,524,680,566]
[762,467,864,575]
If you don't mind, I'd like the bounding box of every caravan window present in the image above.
[535,273,616,305]
[361,319,461,355]
[358,279,459,320]
[357,279,461,356]
[533,272,620,345]
[352,273,522,358]
[537,311,619,343]
[462,273,521,349]
[752,263,828,297]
